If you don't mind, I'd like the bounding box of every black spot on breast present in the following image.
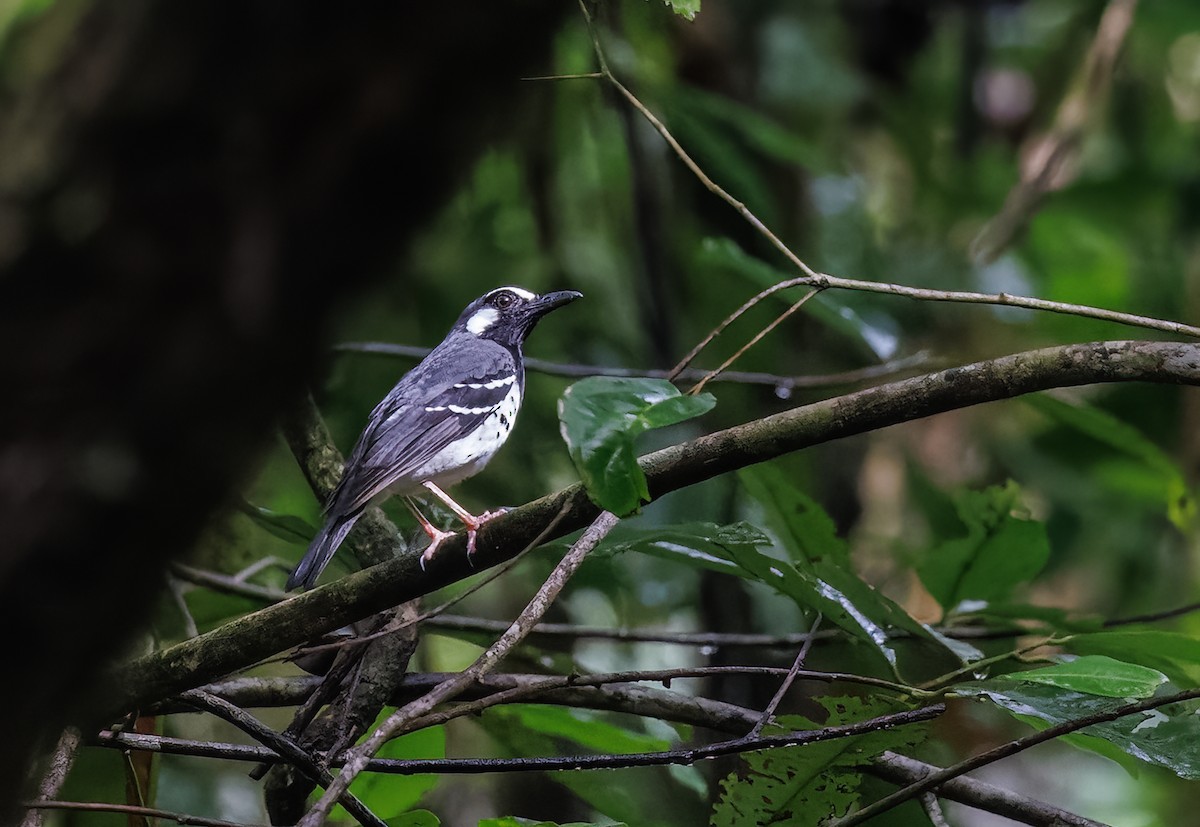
[499,413,509,427]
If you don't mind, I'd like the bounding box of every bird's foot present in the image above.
[418,526,457,572]
[463,508,509,559]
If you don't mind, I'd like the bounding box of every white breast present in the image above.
[410,382,522,489]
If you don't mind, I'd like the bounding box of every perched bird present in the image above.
[287,286,581,590]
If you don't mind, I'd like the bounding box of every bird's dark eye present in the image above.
[492,291,516,309]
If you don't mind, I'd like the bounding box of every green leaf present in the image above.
[711,696,926,826]
[494,705,671,755]
[736,467,982,669]
[386,812,439,827]
[950,602,1103,634]
[1013,656,1168,698]
[739,466,848,569]
[1067,631,1200,688]
[1025,394,1196,530]
[480,705,696,827]
[957,681,1200,778]
[917,481,1050,612]
[237,499,316,545]
[714,523,978,670]
[601,521,769,576]
[342,725,444,819]
[558,377,715,515]
[481,820,623,827]
[657,0,699,21]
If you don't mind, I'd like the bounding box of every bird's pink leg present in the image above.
[404,497,456,570]
[421,482,506,557]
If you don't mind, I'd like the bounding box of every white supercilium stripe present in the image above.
[491,286,536,301]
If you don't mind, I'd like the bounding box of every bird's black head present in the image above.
[454,286,582,348]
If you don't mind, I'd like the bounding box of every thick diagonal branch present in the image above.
[110,340,1200,712]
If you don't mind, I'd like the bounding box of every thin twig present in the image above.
[297,511,622,827]
[101,703,944,775]
[334,341,935,392]
[170,563,285,603]
[92,698,1105,826]
[579,0,1199,354]
[747,614,823,739]
[688,289,821,395]
[24,800,266,827]
[833,687,1200,826]
[178,690,385,827]
[520,72,604,82]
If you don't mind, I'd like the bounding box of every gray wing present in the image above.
[326,335,519,516]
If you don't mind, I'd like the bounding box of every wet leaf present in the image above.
[1013,656,1168,699]
[559,377,715,515]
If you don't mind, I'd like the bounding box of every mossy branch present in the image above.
[108,339,1200,713]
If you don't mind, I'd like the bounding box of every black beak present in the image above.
[516,290,580,339]
[534,290,582,315]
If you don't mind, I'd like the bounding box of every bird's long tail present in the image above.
[287,510,362,591]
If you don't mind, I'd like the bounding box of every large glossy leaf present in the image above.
[711,696,926,826]
[957,681,1200,778]
[715,522,979,670]
[1067,631,1200,688]
[1025,394,1196,529]
[739,466,848,569]
[601,521,769,576]
[1013,656,1168,699]
[917,481,1050,612]
[558,377,715,515]
[736,467,981,669]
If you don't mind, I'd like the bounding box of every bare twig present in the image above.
[24,800,266,827]
[296,511,622,827]
[579,0,1198,355]
[170,563,285,603]
[334,341,935,393]
[833,687,1200,826]
[178,690,385,827]
[688,289,821,395]
[747,614,823,739]
[102,703,943,776]
[154,666,921,717]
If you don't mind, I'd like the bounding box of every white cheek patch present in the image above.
[466,307,499,335]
